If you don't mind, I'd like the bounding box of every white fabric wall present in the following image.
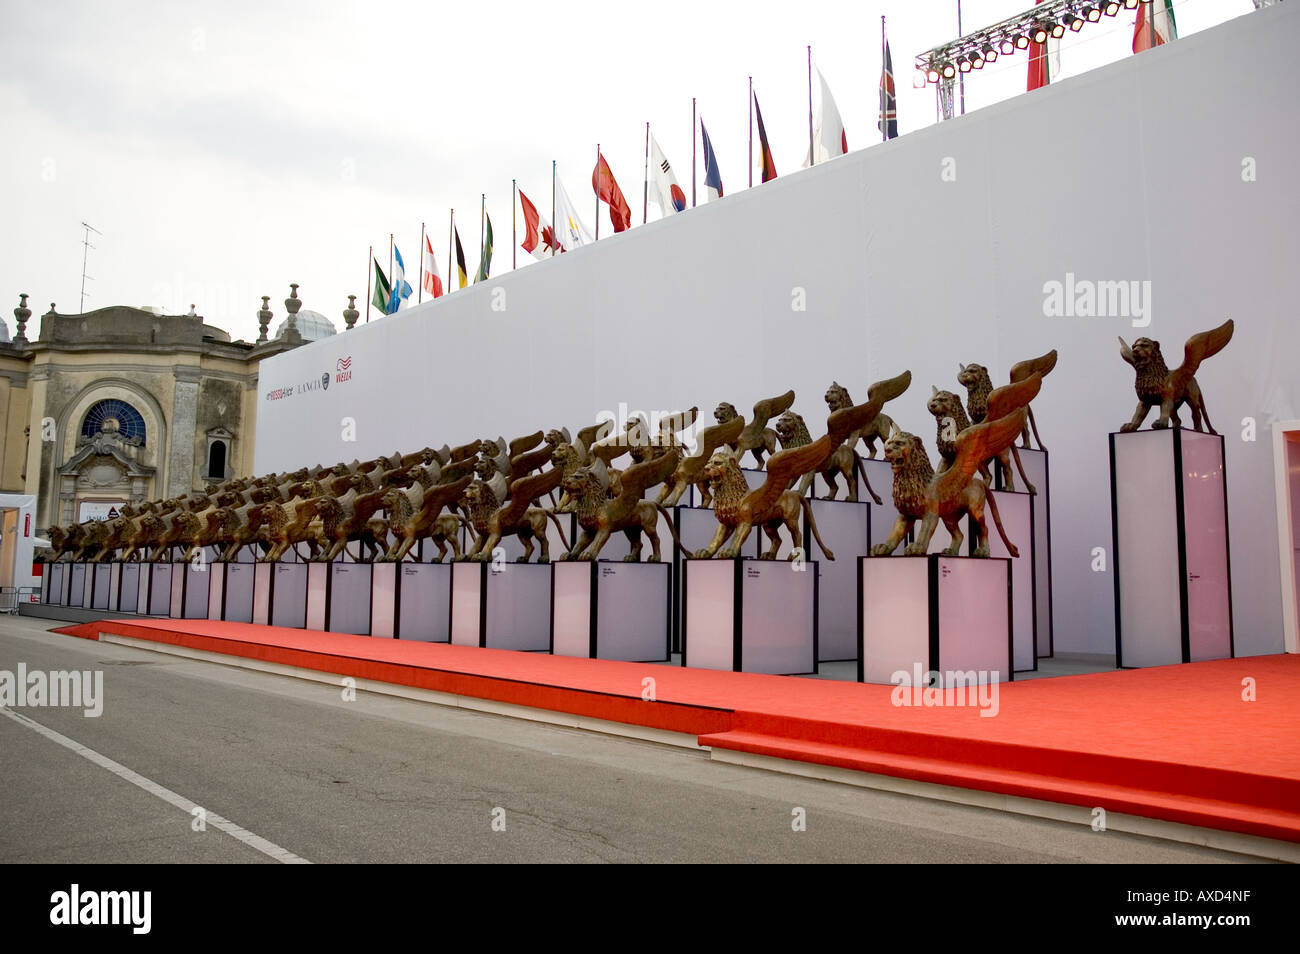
[255,4,1300,656]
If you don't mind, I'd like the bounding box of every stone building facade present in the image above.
[0,286,353,533]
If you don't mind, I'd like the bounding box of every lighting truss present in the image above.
[916,0,1139,87]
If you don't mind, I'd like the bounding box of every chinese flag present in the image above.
[592,152,632,233]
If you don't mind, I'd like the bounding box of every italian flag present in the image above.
[1134,0,1176,53]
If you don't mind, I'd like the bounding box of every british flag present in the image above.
[878,37,898,140]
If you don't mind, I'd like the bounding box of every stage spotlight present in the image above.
[983,48,998,64]
[1123,0,1139,8]
[1050,21,1066,39]
[1086,5,1103,21]
[942,62,956,79]
[970,51,985,69]
[1000,38,1015,55]
[1029,24,1048,44]
[926,68,941,84]
[1104,1,1121,14]
[1068,14,1085,31]
[958,57,972,73]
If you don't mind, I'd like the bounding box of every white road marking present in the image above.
[0,705,311,864]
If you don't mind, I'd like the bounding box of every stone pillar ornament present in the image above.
[343,294,359,330]
[257,296,272,342]
[284,283,302,334]
[13,293,31,342]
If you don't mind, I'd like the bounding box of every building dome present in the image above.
[274,309,336,342]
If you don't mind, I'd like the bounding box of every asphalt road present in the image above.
[0,616,1263,864]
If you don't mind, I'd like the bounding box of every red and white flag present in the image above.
[1134,0,1177,53]
[518,188,560,260]
[422,234,443,298]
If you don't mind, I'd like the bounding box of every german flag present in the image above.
[454,226,468,289]
[754,92,778,183]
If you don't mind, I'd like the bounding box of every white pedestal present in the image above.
[252,563,272,625]
[327,563,372,635]
[396,563,452,642]
[222,563,256,622]
[1110,429,1233,667]
[91,563,112,611]
[369,563,397,638]
[181,564,210,619]
[270,563,308,629]
[107,563,121,611]
[118,563,141,614]
[806,499,870,662]
[69,563,88,608]
[858,555,1012,686]
[551,561,670,662]
[306,563,328,630]
[147,564,172,616]
[167,563,184,618]
[979,490,1036,673]
[682,559,818,674]
[44,563,65,605]
[1004,448,1054,657]
[449,561,552,651]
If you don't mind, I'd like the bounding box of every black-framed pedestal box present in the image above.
[1110,429,1233,668]
[449,561,552,651]
[682,558,818,675]
[805,498,871,662]
[115,562,142,614]
[68,562,88,609]
[394,562,452,642]
[999,448,1054,658]
[551,561,671,662]
[858,554,1013,685]
[976,489,1037,673]
[43,562,68,606]
[269,562,309,629]
[669,504,760,655]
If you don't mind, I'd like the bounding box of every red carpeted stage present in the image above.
[56,617,1300,845]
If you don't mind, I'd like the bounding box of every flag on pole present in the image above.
[592,152,633,233]
[804,67,847,166]
[648,135,687,218]
[371,258,391,313]
[879,36,898,139]
[388,245,414,313]
[1133,0,1176,53]
[753,93,778,182]
[474,214,494,283]
[454,227,468,289]
[518,189,560,259]
[554,178,595,251]
[700,119,724,201]
[1028,0,1061,90]
[422,234,444,298]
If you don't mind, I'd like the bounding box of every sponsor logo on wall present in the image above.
[264,356,353,402]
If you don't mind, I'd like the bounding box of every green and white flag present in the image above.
[371,258,391,312]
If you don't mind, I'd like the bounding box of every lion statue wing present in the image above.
[935,410,1027,500]
[693,415,745,459]
[509,430,545,458]
[497,467,565,526]
[612,448,681,507]
[1176,319,1234,381]
[744,435,833,515]
[1010,349,1057,383]
[985,372,1043,423]
[740,390,796,446]
[827,370,911,449]
[656,407,698,445]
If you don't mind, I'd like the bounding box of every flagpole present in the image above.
[365,245,372,323]
[388,234,393,292]
[418,222,425,303]
[748,76,753,188]
[643,122,650,225]
[480,194,485,273]
[594,143,600,241]
[512,179,517,270]
[807,46,814,166]
[691,98,696,208]
[957,1,965,116]
[551,160,557,255]
[448,209,454,293]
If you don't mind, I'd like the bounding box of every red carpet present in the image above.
[61,618,1300,843]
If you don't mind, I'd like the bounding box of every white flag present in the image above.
[554,178,594,251]
[648,135,687,219]
[805,68,847,167]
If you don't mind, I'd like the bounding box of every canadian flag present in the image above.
[518,188,560,259]
[422,234,443,298]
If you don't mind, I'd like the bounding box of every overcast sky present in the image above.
[1,0,1254,343]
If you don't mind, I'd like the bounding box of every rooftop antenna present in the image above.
[80,221,101,312]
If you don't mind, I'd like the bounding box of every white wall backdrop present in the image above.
[255,4,1300,657]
